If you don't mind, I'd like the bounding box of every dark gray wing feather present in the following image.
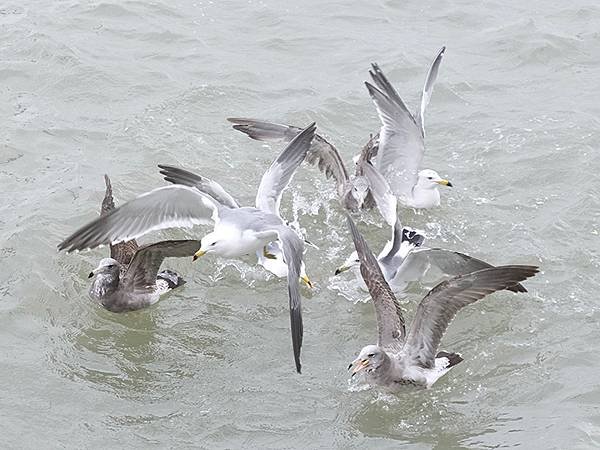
[101,175,139,265]
[273,225,305,373]
[158,165,239,209]
[122,240,201,292]
[404,265,539,368]
[228,118,350,197]
[347,215,405,352]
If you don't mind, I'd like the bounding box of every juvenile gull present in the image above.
[345,214,538,389]
[228,47,448,214]
[59,123,317,373]
[88,175,200,312]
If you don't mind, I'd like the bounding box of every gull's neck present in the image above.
[408,185,440,209]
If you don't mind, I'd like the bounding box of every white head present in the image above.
[88,257,120,279]
[193,230,230,260]
[335,250,360,275]
[417,169,452,190]
[348,344,386,377]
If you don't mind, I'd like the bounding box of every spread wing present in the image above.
[158,165,239,209]
[416,46,445,136]
[228,118,350,198]
[255,122,316,215]
[346,214,405,352]
[268,225,305,373]
[399,248,528,293]
[366,64,424,199]
[359,161,397,227]
[122,240,201,292]
[58,185,219,253]
[101,175,139,265]
[403,265,539,368]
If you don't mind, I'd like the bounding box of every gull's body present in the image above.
[228,47,450,214]
[345,215,538,390]
[87,176,199,312]
[336,222,528,294]
[59,124,317,373]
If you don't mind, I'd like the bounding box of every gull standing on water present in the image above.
[345,215,538,389]
[58,123,317,373]
[228,47,449,212]
[87,175,200,312]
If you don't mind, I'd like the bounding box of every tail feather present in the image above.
[401,227,425,248]
[436,351,463,368]
[157,269,186,290]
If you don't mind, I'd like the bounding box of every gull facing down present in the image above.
[345,215,538,389]
[58,123,317,373]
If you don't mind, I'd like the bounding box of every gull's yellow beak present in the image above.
[192,249,206,261]
[334,265,349,276]
[349,359,370,377]
[436,179,453,187]
[301,275,314,289]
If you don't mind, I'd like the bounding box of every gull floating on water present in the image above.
[87,175,200,312]
[345,214,538,389]
[58,123,317,373]
[228,47,449,214]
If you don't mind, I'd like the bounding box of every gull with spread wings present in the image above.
[87,175,200,312]
[58,123,317,373]
[228,47,449,214]
[345,215,538,389]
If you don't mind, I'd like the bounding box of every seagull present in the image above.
[228,46,449,213]
[345,214,538,389]
[334,222,527,294]
[87,175,200,312]
[58,123,317,373]
[157,165,313,288]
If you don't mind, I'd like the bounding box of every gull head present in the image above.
[88,257,120,278]
[348,345,385,377]
[351,176,370,208]
[335,250,360,275]
[193,231,226,260]
[417,169,452,190]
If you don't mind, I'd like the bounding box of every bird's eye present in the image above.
[367,353,375,357]
[427,176,433,180]
[355,259,360,263]
[210,242,216,246]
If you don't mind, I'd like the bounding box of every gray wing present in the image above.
[359,161,397,227]
[101,175,139,265]
[399,248,528,293]
[228,118,350,198]
[255,122,316,215]
[271,225,305,373]
[416,46,445,137]
[122,240,201,292]
[403,265,539,368]
[158,164,240,209]
[366,64,424,199]
[58,185,219,253]
[354,133,380,171]
[347,214,405,352]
